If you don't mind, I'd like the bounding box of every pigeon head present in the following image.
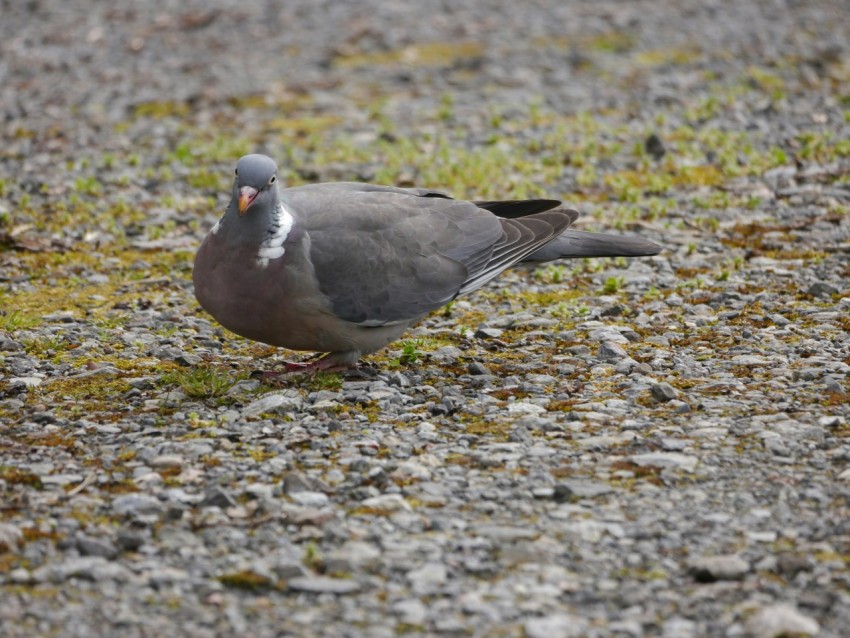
[219,154,294,268]
[233,154,279,216]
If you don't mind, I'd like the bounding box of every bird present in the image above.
[193,154,661,373]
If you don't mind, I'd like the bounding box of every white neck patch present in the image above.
[256,201,294,268]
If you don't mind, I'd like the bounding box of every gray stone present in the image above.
[151,454,185,469]
[392,598,427,626]
[588,327,629,343]
[361,494,411,511]
[629,452,699,472]
[147,567,190,588]
[289,491,329,507]
[818,415,844,428]
[325,541,382,573]
[0,337,23,351]
[660,437,688,451]
[76,533,118,560]
[243,391,303,418]
[281,471,314,494]
[386,371,411,387]
[524,613,589,638]
[577,431,636,449]
[430,346,463,363]
[174,353,201,366]
[0,523,23,552]
[269,557,308,580]
[243,482,275,501]
[598,340,629,361]
[669,400,691,413]
[406,563,447,594]
[56,557,131,582]
[227,379,261,396]
[662,617,698,638]
[201,486,237,509]
[650,381,679,402]
[806,282,838,297]
[467,361,491,375]
[115,527,146,552]
[40,473,85,486]
[287,576,361,594]
[472,524,539,542]
[389,461,432,482]
[111,494,164,518]
[69,365,121,379]
[689,554,750,582]
[553,480,613,502]
[507,401,546,416]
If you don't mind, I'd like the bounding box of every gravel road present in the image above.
[1,1,849,636]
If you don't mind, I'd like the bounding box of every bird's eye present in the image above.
[269,175,276,184]
[234,168,238,176]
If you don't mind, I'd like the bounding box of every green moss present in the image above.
[132,100,191,119]
[29,376,133,419]
[1,246,193,329]
[304,372,343,392]
[164,367,237,400]
[0,309,41,331]
[587,31,636,54]
[399,339,426,366]
[460,415,512,440]
[534,264,570,284]
[186,168,224,191]
[303,541,322,569]
[635,46,702,67]
[610,459,663,485]
[218,570,278,591]
[0,466,44,489]
[746,66,786,100]
[602,277,625,294]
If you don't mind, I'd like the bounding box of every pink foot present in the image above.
[281,358,357,374]
[254,354,362,382]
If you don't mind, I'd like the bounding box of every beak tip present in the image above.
[237,186,258,216]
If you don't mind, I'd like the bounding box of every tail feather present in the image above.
[475,199,661,261]
[522,230,661,262]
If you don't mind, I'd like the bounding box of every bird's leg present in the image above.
[256,352,362,381]
[282,358,355,374]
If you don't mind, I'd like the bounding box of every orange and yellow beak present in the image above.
[238,186,259,216]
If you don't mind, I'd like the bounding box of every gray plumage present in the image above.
[193,154,661,371]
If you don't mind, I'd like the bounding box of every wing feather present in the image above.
[281,184,575,325]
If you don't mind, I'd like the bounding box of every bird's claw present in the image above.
[251,357,363,383]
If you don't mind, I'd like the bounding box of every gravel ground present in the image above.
[2,1,850,637]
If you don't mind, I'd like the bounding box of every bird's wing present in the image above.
[282,184,574,326]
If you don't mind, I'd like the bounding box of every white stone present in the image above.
[745,603,819,637]
[629,452,699,472]
[524,613,589,638]
[243,391,303,418]
[508,401,547,416]
[289,491,329,507]
[9,376,43,388]
[361,493,411,512]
